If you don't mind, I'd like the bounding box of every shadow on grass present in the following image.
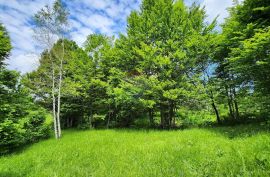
[206,122,270,139]
[2,122,269,157]
[86,120,270,138]
[0,172,20,177]
[0,135,52,157]
[111,122,270,139]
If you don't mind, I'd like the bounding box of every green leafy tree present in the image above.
[0,24,50,154]
[214,0,270,119]
[24,40,91,128]
[113,0,216,128]
[0,23,12,67]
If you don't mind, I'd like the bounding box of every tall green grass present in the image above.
[0,124,270,177]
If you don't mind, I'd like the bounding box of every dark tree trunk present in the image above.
[160,104,165,128]
[148,109,154,127]
[228,99,234,119]
[226,85,234,119]
[160,103,171,129]
[169,101,175,128]
[172,109,176,127]
[232,88,239,119]
[229,87,236,118]
[234,100,239,119]
[106,112,111,129]
[106,104,111,129]
[89,109,93,128]
[66,118,69,128]
[209,90,221,124]
[70,118,73,127]
[212,102,221,124]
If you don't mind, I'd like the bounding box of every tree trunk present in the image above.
[57,59,62,138]
[234,100,239,119]
[160,104,165,128]
[233,88,239,119]
[106,113,111,129]
[160,103,171,129]
[106,104,111,129]
[148,109,154,127]
[70,118,73,127]
[89,116,92,128]
[172,107,176,127]
[226,85,234,119]
[56,40,65,138]
[50,49,58,139]
[66,118,69,128]
[202,69,221,125]
[210,90,221,124]
[169,101,175,128]
[89,108,93,128]
[52,67,58,139]
[212,102,221,124]
[228,98,234,119]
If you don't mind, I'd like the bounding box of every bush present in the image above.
[23,111,51,142]
[0,120,25,153]
[0,111,51,154]
[0,69,52,154]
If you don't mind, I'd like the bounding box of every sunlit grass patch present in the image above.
[0,125,270,177]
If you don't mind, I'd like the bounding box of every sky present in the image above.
[0,0,236,73]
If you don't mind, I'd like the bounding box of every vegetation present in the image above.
[24,0,270,132]
[1,124,270,177]
[0,0,270,175]
[0,23,12,66]
[32,0,69,139]
[0,24,51,154]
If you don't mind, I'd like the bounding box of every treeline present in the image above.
[23,0,270,130]
[1,0,270,146]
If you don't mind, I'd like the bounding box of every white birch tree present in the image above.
[33,0,69,139]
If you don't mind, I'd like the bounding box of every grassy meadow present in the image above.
[1,124,270,177]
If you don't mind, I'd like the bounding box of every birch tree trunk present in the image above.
[50,49,58,139]
[56,40,64,138]
[52,66,59,139]
[57,60,62,138]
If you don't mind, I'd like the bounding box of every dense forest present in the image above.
[1,0,270,154]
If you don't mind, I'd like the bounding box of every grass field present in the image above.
[1,124,270,177]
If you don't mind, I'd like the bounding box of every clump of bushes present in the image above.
[0,110,51,154]
[0,69,51,154]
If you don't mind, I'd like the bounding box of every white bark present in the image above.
[57,68,62,138]
[56,40,65,138]
[33,1,69,139]
[57,60,62,138]
[50,51,59,139]
[52,67,59,139]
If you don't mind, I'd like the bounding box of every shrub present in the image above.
[0,111,51,154]
[23,111,51,142]
[0,69,51,154]
[0,120,25,154]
